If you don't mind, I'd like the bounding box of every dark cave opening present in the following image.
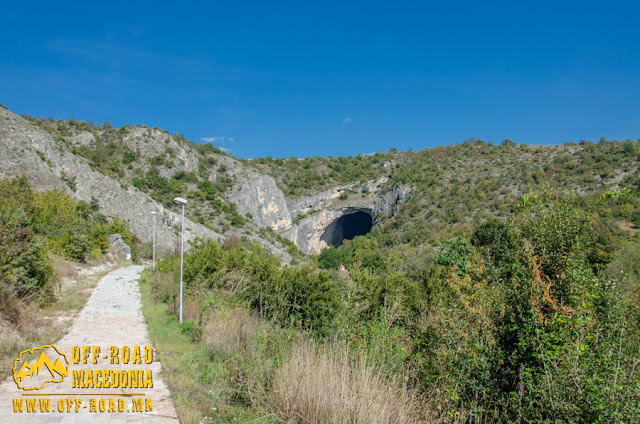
[321,211,373,248]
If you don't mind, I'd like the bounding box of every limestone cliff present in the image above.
[0,106,408,258]
[280,177,409,254]
[0,107,220,252]
[219,155,293,230]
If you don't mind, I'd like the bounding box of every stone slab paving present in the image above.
[0,266,180,423]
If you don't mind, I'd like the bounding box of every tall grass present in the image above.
[260,339,420,424]
[199,302,421,424]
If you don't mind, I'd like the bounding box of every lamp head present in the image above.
[151,211,157,215]
[174,197,187,205]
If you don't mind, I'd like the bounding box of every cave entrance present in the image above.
[321,210,373,248]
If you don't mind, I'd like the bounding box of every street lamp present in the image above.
[174,197,187,324]
[168,226,173,255]
[151,211,157,270]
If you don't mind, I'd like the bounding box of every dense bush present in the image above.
[147,187,640,422]
[0,177,54,302]
[0,176,137,303]
[174,239,342,336]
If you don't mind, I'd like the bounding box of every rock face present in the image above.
[321,210,373,248]
[108,234,132,261]
[0,105,409,258]
[222,156,292,230]
[373,184,411,217]
[280,178,409,254]
[0,107,222,253]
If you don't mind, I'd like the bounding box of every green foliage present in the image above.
[122,150,137,164]
[0,177,54,302]
[606,242,640,302]
[471,219,517,268]
[436,237,473,277]
[145,181,640,422]
[1,176,136,266]
[24,110,640,421]
[246,153,388,197]
[0,208,54,300]
[317,246,354,269]
[106,217,136,248]
[518,193,592,280]
[167,239,342,336]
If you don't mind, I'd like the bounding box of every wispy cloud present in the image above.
[342,117,352,124]
[201,136,235,143]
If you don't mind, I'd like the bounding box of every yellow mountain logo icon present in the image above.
[13,345,69,390]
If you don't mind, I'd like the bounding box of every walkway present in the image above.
[0,266,179,423]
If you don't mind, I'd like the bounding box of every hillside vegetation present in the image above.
[0,176,136,375]
[251,138,640,238]
[19,115,252,234]
[145,186,640,423]
[21,114,640,252]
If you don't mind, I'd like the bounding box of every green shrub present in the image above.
[0,177,55,301]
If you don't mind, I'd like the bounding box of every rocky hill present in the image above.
[2,104,639,260]
[0,106,410,258]
[247,137,640,250]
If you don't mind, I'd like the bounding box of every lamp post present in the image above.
[168,227,173,255]
[174,197,187,324]
[151,211,157,270]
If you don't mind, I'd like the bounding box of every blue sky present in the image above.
[1,1,639,158]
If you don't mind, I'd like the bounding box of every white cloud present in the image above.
[342,117,352,124]
[200,136,235,143]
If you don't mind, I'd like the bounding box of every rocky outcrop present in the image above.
[0,106,409,258]
[373,184,410,217]
[282,207,372,254]
[221,156,293,230]
[280,178,409,254]
[0,107,222,253]
[109,234,132,261]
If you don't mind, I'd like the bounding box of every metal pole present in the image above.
[169,230,173,255]
[152,213,156,270]
[179,203,184,324]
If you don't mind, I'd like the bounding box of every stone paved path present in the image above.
[0,266,180,423]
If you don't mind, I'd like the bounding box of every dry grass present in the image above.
[143,270,426,423]
[201,305,423,423]
[182,297,201,322]
[255,339,422,424]
[617,220,640,235]
[204,307,261,358]
[0,257,120,380]
[0,296,61,380]
[140,276,272,424]
[50,255,79,281]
